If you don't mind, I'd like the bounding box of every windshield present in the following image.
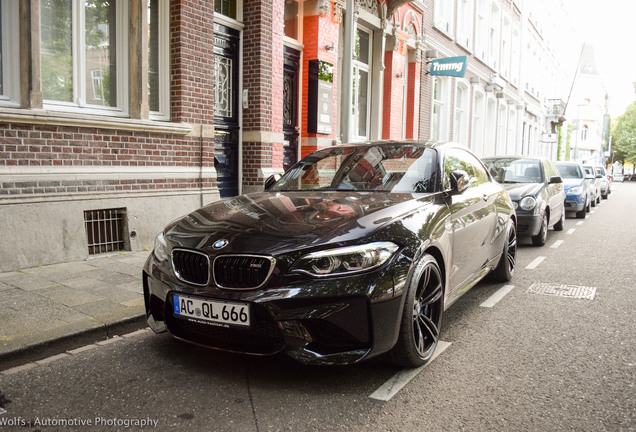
[556,164,583,179]
[482,158,543,183]
[270,144,438,193]
[583,166,594,177]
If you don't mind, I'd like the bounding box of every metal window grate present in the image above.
[84,208,128,255]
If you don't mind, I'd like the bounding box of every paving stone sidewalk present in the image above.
[0,251,150,370]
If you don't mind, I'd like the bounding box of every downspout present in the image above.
[340,0,354,143]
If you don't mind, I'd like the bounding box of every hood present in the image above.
[499,182,543,200]
[562,178,585,189]
[165,191,433,255]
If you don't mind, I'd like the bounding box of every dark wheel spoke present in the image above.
[419,282,443,306]
[417,314,440,341]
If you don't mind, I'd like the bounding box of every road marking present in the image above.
[551,240,564,249]
[525,256,546,270]
[576,221,584,226]
[480,285,514,308]
[369,341,452,401]
[566,228,576,235]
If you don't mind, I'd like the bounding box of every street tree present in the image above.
[612,100,636,167]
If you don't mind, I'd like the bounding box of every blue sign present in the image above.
[429,56,468,77]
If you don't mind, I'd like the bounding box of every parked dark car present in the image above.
[143,141,517,368]
[482,156,565,246]
[555,162,591,219]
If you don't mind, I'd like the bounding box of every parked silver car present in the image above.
[583,165,601,206]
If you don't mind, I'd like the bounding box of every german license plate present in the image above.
[173,294,250,327]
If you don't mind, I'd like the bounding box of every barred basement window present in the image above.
[84,208,130,255]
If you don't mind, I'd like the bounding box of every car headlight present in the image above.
[519,196,537,211]
[291,241,399,277]
[153,232,169,262]
[569,186,583,195]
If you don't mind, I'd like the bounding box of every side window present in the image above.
[444,149,477,189]
[544,161,556,180]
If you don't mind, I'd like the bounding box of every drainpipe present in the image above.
[340,0,354,143]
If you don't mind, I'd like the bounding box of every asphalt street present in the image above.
[0,183,634,432]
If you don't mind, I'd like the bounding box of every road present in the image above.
[1,183,635,432]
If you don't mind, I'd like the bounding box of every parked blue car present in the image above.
[555,162,591,219]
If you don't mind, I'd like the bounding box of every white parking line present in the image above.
[566,228,576,235]
[526,256,546,270]
[576,221,584,226]
[369,341,452,401]
[551,240,564,249]
[480,285,514,308]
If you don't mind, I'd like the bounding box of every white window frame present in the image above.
[431,77,450,141]
[507,107,517,154]
[149,0,170,121]
[42,0,129,117]
[511,24,520,87]
[0,0,20,107]
[471,88,485,156]
[454,80,470,145]
[484,94,497,156]
[456,0,474,51]
[475,0,488,61]
[433,0,454,37]
[501,14,511,79]
[353,25,373,142]
[488,1,501,70]
[496,103,507,155]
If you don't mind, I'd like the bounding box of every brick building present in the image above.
[0,0,579,272]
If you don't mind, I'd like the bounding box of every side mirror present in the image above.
[449,170,470,195]
[264,174,282,191]
[549,176,563,184]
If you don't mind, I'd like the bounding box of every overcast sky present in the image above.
[564,0,636,117]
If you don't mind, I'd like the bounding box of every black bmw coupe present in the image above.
[143,141,517,368]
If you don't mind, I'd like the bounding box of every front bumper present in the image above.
[515,213,542,237]
[564,193,585,212]
[143,253,409,365]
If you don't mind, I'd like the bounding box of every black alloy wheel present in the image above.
[390,255,443,368]
[532,213,548,246]
[491,222,517,282]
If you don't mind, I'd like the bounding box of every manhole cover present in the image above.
[527,282,596,300]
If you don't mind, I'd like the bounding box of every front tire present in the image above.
[491,222,517,282]
[531,213,548,246]
[390,255,444,368]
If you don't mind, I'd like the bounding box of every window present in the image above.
[444,149,488,189]
[148,0,169,120]
[353,27,372,141]
[41,0,129,115]
[507,108,517,154]
[454,81,469,145]
[0,0,19,106]
[501,15,511,79]
[471,90,485,156]
[511,24,520,87]
[497,104,507,155]
[456,0,474,50]
[434,0,454,35]
[484,96,496,156]
[284,0,302,42]
[475,0,488,60]
[214,0,237,20]
[431,77,450,141]
[488,1,501,69]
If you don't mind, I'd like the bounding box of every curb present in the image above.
[0,314,148,372]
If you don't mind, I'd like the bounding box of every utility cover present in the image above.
[527,282,596,300]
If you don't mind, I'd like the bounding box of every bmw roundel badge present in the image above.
[213,239,229,249]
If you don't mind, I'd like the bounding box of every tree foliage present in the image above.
[612,100,636,165]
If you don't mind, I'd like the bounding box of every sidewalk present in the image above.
[0,251,150,370]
